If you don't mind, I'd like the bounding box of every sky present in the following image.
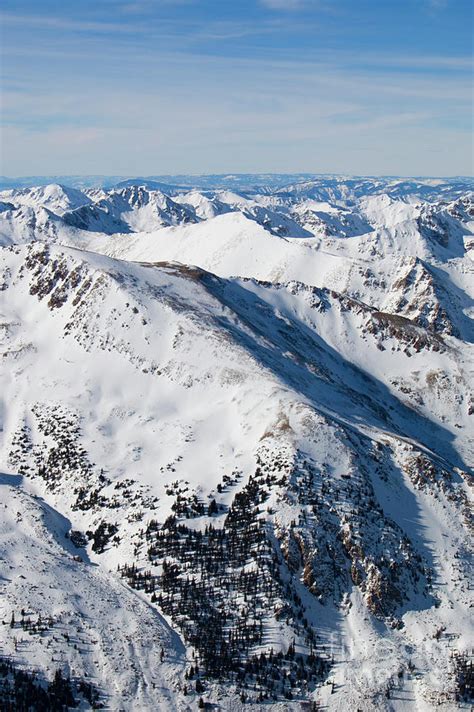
[0,0,472,177]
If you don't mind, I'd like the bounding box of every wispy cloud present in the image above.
[0,12,143,33]
[0,11,288,43]
[1,0,471,176]
[260,0,307,9]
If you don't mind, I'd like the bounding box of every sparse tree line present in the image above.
[119,460,330,702]
[452,650,473,703]
[0,657,101,710]
[5,610,55,636]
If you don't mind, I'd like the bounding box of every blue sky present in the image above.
[1,0,472,176]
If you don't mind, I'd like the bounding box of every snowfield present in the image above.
[0,175,472,710]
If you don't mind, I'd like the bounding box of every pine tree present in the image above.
[208,499,218,516]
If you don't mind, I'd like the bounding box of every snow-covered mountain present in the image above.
[1,173,472,196]
[0,176,472,710]
[0,184,92,215]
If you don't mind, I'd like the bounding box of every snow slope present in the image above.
[0,473,185,710]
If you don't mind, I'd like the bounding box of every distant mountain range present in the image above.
[1,172,473,193]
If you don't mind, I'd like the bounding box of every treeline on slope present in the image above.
[452,650,474,703]
[119,466,330,703]
[0,657,101,711]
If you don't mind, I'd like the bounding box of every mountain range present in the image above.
[0,175,472,710]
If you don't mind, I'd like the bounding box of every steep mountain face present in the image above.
[0,177,473,711]
[62,186,198,234]
[0,202,63,246]
[382,257,469,339]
